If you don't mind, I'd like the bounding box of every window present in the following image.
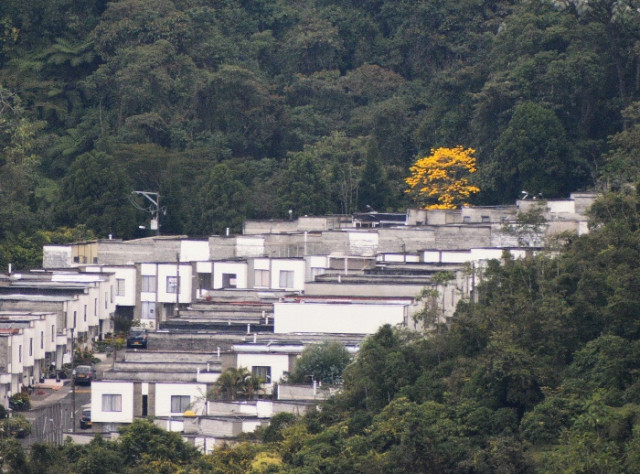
[166,276,178,293]
[40,331,44,350]
[29,338,32,356]
[94,298,97,316]
[198,273,212,291]
[105,292,108,309]
[141,302,155,320]
[73,311,77,327]
[254,269,269,287]
[84,304,87,322]
[171,395,191,414]
[110,285,113,303]
[221,273,237,288]
[142,275,156,293]
[73,256,80,263]
[481,215,490,223]
[252,366,271,383]
[51,326,55,343]
[279,270,294,288]
[116,279,126,297]
[463,216,471,223]
[18,345,22,363]
[102,394,122,412]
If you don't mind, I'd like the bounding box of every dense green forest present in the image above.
[3,191,640,472]
[1,0,640,268]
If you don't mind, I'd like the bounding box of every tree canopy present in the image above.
[0,0,638,263]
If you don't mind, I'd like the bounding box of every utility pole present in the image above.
[176,252,180,317]
[131,191,161,235]
[70,328,75,433]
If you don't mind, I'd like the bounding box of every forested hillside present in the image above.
[1,0,640,269]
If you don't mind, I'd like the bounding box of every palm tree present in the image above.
[208,367,265,401]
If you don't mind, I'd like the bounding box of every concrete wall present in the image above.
[207,400,259,416]
[97,239,182,266]
[43,246,73,269]
[303,281,426,299]
[377,228,437,253]
[208,236,239,259]
[183,416,243,437]
[347,231,379,256]
[243,220,298,235]
[277,384,334,401]
[433,226,492,249]
[256,400,316,417]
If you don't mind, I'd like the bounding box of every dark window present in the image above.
[252,366,271,383]
[222,273,237,289]
[198,273,212,290]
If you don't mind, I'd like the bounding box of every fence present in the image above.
[19,400,73,448]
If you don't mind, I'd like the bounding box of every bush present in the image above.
[0,404,6,419]
[74,348,100,366]
[8,393,30,411]
[2,415,32,438]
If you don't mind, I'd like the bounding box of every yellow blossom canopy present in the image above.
[405,146,480,209]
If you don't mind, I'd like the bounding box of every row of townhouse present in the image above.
[37,194,598,444]
[0,271,117,407]
[89,335,359,437]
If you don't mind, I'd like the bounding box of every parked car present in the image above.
[79,405,92,429]
[73,365,96,385]
[127,327,148,348]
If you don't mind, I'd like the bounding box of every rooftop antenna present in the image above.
[130,191,162,235]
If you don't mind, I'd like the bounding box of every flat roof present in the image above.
[0,294,73,302]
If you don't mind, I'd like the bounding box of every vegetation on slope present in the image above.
[0,1,640,269]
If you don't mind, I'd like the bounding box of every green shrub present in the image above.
[3,415,32,438]
[8,393,30,411]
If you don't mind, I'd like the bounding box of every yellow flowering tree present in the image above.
[405,146,480,209]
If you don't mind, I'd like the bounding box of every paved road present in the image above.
[23,354,112,444]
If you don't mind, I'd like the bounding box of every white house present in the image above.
[90,380,209,433]
[274,298,410,334]
[91,381,135,429]
[138,262,193,328]
[212,260,248,289]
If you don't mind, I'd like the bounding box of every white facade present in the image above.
[52,272,117,336]
[274,301,408,334]
[91,381,135,424]
[376,253,421,263]
[235,352,292,385]
[179,240,210,262]
[84,266,137,307]
[155,382,207,417]
[157,263,192,304]
[421,248,530,264]
[212,261,248,289]
[304,256,331,282]
[270,259,305,291]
